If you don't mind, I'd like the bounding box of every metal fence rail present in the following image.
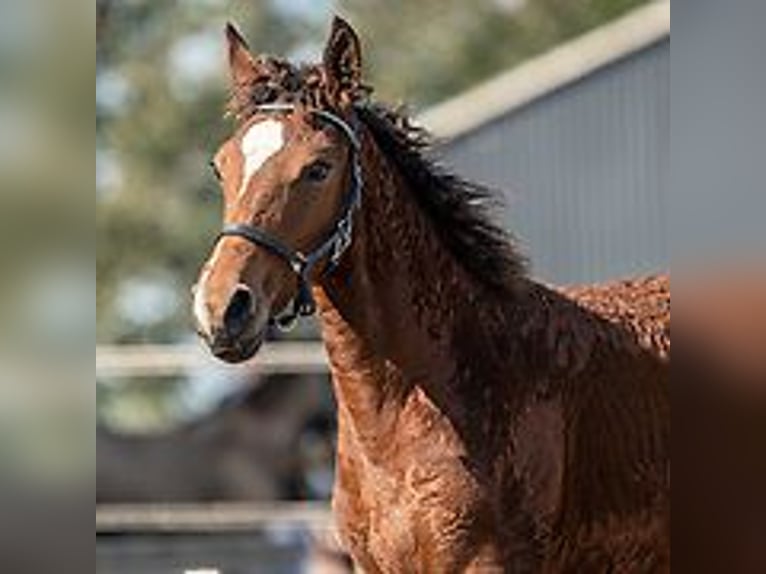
[97,347,335,571]
[96,342,329,378]
[97,503,339,574]
[97,502,334,533]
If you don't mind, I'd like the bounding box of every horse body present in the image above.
[312,127,669,572]
[193,17,670,572]
[322,278,669,572]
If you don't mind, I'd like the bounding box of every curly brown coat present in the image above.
[217,17,670,572]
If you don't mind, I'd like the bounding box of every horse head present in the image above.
[193,17,365,362]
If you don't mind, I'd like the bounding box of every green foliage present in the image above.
[340,0,650,107]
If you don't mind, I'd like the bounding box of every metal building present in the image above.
[420,2,669,285]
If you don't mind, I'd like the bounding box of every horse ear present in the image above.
[322,16,363,103]
[226,22,260,88]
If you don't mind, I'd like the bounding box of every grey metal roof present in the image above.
[419,3,670,285]
[420,2,670,141]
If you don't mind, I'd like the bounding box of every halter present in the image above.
[216,103,362,331]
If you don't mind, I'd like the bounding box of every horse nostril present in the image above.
[223,285,254,338]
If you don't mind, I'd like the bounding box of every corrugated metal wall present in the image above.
[437,38,669,285]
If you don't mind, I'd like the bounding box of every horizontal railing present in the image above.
[96,502,344,574]
[96,342,329,378]
[96,501,334,533]
[96,347,334,543]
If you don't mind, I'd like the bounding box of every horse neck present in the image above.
[313,137,668,522]
[315,132,525,453]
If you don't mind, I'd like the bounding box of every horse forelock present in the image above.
[225,57,370,123]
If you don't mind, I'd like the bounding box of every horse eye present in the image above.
[304,160,332,183]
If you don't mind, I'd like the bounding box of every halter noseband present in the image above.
[216,103,362,331]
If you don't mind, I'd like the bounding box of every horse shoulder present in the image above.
[332,386,493,571]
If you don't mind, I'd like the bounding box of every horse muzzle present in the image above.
[193,282,268,363]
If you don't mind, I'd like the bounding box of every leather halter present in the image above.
[216,103,362,330]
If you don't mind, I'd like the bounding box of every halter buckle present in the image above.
[331,217,353,264]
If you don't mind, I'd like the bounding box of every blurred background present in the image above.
[95,0,669,572]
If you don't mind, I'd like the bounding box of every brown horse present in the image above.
[193,17,670,572]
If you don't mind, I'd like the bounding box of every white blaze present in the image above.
[194,120,284,337]
[238,119,285,196]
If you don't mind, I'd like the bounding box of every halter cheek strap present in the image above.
[216,104,362,331]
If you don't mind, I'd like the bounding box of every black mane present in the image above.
[356,103,525,293]
[228,57,525,294]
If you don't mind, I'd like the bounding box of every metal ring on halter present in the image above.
[216,103,362,331]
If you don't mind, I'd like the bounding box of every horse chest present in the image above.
[333,434,492,572]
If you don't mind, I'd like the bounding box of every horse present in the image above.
[97,373,334,503]
[192,16,670,572]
